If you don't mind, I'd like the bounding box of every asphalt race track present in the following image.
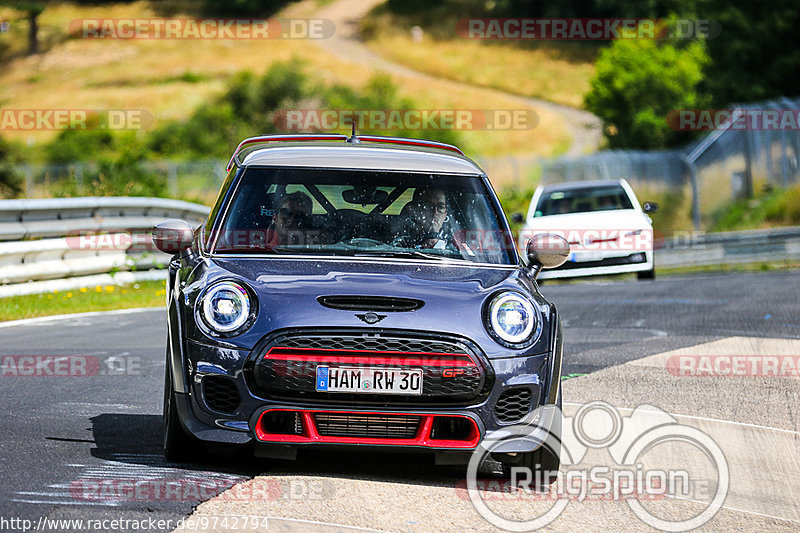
[1,271,798,532]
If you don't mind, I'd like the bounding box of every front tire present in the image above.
[163,364,199,463]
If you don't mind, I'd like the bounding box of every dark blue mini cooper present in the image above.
[153,133,569,477]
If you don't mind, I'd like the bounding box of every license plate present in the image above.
[315,366,423,395]
[571,250,604,262]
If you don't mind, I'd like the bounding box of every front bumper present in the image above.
[174,324,562,454]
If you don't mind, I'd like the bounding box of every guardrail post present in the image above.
[682,156,701,231]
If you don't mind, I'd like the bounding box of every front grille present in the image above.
[202,376,241,414]
[495,388,533,423]
[248,330,490,406]
[278,334,459,354]
[314,413,421,439]
[317,295,424,312]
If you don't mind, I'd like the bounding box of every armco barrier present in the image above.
[0,196,796,297]
[0,197,209,297]
[655,226,800,268]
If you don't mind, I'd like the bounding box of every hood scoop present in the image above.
[317,295,424,312]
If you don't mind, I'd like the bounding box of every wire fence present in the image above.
[537,96,800,228]
[15,96,800,231]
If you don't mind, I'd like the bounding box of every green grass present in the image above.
[0,280,166,322]
[710,184,800,231]
[360,5,598,108]
[537,260,800,286]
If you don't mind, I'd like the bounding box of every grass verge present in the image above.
[0,280,166,322]
[539,260,800,286]
[361,7,597,108]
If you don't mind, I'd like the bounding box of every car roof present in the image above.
[540,179,624,193]
[238,143,485,175]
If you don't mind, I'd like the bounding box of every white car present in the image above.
[517,179,658,280]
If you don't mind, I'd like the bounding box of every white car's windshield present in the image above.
[212,168,515,265]
[535,185,634,216]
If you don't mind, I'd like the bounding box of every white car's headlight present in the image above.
[199,281,251,333]
[485,292,542,347]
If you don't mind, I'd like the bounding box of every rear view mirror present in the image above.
[343,187,389,205]
[152,219,194,254]
[511,213,525,224]
[526,233,570,279]
[643,202,659,214]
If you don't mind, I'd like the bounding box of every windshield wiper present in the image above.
[352,249,448,261]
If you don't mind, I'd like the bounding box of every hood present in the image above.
[525,209,651,231]
[186,256,551,358]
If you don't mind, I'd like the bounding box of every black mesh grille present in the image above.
[202,376,241,414]
[314,413,421,439]
[278,335,459,354]
[495,388,533,423]
[249,330,490,406]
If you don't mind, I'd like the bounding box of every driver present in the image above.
[394,188,449,249]
[269,191,312,246]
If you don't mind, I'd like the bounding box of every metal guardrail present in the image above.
[0,197,210,297]
[655,226,800,267]
[0,196,795,296]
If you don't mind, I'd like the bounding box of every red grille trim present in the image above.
[254,409,481,449]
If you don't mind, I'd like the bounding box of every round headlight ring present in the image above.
[487,292,542,347]
[199,281,251,334]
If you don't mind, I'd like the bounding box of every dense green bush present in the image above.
[0,135,24,198]
[584,21,709,149]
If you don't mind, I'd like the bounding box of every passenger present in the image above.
[270,192,312,246]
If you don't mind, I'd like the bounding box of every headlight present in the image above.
[199,281,251,333]
[486,292,541,347]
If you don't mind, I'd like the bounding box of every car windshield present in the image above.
[535,184,634,216]
[212,168,515,265]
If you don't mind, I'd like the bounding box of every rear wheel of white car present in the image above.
[637,268,655,280]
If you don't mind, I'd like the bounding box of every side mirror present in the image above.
[511,212,525,224]
[152,219,194,254]
[643,202,659,214]
[526,233,570,279]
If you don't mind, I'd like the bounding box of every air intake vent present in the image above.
[317,295,424,312]
[313,413,421,439]
[494,388,534,423]
[202,376,241,414]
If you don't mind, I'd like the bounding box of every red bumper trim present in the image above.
[254,409,481,449]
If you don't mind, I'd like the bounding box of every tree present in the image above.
[3,2,44,54]
[584,23,709,149]
[699,0,800,106]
